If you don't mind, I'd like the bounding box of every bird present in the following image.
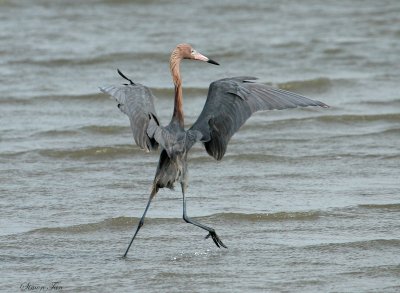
[100,43,328,257]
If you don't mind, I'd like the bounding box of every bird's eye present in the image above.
[191,49,196,55]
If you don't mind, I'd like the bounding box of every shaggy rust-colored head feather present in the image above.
[169,43,219,126]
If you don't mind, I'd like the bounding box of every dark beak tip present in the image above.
[207,59,220,66]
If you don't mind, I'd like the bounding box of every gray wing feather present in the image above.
[190,76,328,160]
[100,83,161,152]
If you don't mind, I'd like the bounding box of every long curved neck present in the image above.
[170,49,184,127]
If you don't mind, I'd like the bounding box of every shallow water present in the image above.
[1,0,400,292]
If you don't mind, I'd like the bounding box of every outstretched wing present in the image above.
[189,76,328,160]
[100,71,162,152]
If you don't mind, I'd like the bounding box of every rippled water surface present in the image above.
[1,0,400,292]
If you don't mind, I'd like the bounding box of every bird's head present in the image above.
[175,43,219,65]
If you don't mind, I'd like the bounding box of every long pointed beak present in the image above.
[207,59,219,65]
[193,52,219,65]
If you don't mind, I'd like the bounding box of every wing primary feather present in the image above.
[189,77,329,161]
[117,69,135,85]
[100,75,162,152]
[263,86,329,108]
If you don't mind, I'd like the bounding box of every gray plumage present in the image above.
[189,76,328,160]
[101,76,327,162]
[99,43,328,257]
[99,83,160,152]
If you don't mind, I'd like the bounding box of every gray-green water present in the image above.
[1,0,400,292]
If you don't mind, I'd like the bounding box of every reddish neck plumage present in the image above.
[170,48,184,127]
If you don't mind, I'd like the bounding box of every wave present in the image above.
[38,144,140,160]
[359,203,400,211]
[8,51,168,68]
[78,125,127,135]
[245,113,400,128]
[0,0,19,8]
[5,122,398,160]
[0,76,356,105]
[327,127,400,139]
[32,125,128,138]
[7,75,396,112]
[0,144,141,159]
[0,89,196,105]
[29,144,341,162]
[318,113,400,123]
[33,129,82,138]
[279,113,400,124]
[305,238,400,251]
[209,211,321,222]
[19,203,400,236]
[218,152,399,163]
[99,0,167,5]
[0,93,108,105]
[358,98,400,107]
[277,77,333,94]
[271,40,306,49]
[190,152,265,162]
[28,217,138,234]
[4,98,398,129]
[24,211,322,235]
[4,144,396,162]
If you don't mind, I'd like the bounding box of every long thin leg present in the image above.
[123,187,157,258]
[181,183,227,248]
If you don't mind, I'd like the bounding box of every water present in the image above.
[1,0,400,292]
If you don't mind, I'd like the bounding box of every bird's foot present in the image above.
[205,230,227,248]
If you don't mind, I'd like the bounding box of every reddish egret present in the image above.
[100,43,328,257]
